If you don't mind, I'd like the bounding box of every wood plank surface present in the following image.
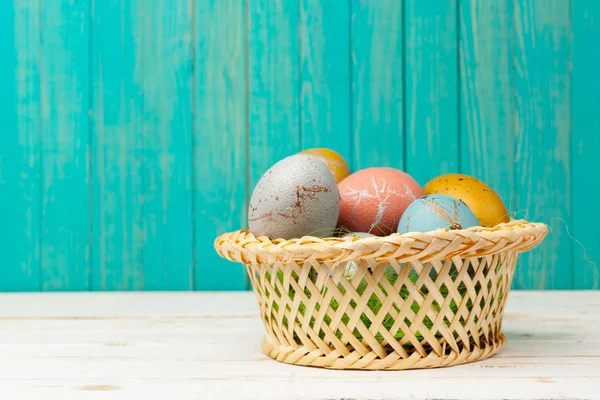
[513,0,572,289]
[0,1,42,291]
[40,1,91,291]
[91,0,144,290]
[139,1,194,290]
[195,0,248,290]
[300,0,351,162]
[0,291,598,399]
[459,0,515,215]
[248,0,301,185]
[351,0,404,172]
[0,1,598,292]
[405,0,459,185]
[92,1,193,290]
[572,0,600,290]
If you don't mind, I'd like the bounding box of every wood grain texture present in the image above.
[300,0,351,162]
[0,1,42,291]
[138,1,193,290]
[0,292,599,399]
[248,0,301,187]
[572,0,600,290]
[40,0,90,291]
[460,0,514,212]
[195,0,248,290]
[351,0,404,172]
[513,0,572,290]
[405,0,459,186]
[91,0,144,291]
[460,0,521,289]
[1,0,597,292]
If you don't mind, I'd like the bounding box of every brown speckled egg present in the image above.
[248,154,340,240]
[338,168,423,236]
[423,173,509,227]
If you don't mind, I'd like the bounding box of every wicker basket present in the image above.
[214,219,548,370]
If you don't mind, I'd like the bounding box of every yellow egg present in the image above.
[423,174,509,227]
[298,148,350,183]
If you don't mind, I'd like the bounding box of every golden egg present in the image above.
[299,148,350,183]
[423,173,509,227]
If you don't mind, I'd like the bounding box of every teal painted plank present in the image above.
[249,0,301,186]
[513,0,571,290]
[405,0,459,186]
[40,1,90,291]
[0,1,42,291]
[91,0,144,290]
[351,0,404,171]
[572,0,600,290]
[459,1,515,216]
[195,0,248,290]
[140,1,194,290]
[300,0,351,161]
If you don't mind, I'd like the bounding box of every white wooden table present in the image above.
[0,292,599,399]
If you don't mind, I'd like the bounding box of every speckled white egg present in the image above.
[248,154,341,240]
[340,232,398,283]
[342,232,376,240]
[340,232,376,279]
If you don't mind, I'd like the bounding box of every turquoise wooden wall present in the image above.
[1,0,598,291]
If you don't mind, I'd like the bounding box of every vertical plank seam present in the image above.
[38,0,44,291]
[510,0,518,282]
[456,0,462,174]
[190,0,197,291]
[161,0,167,290]
[297,0,303,151]
[401,0,407,172]
[568,0,574,289]
[510,0,527,290]
[509,0,520,290]
[88,0,94,291]
[348,0,354,172]
[244,0,251,291]
[140,2,146,290]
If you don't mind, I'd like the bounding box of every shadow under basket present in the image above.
[214,219,548,371]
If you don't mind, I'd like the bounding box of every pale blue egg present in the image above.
[397,194,480,234]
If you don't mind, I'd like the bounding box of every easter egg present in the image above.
[423,173,509,227]
[340,231,397,283]
[248,154,340,240]
[340,232,376,279]
[338,168,423,236]
[299,148,351,183]
[342,232,376,239]
[397,194,480,234]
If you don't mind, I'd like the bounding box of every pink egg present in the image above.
[337,168,423,236]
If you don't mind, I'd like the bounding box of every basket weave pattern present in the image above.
[215,220,548,370]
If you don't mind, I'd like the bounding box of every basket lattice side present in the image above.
[248,252,517,370]
[215,220,548,370]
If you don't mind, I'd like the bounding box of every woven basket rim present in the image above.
[214,219,548,265]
